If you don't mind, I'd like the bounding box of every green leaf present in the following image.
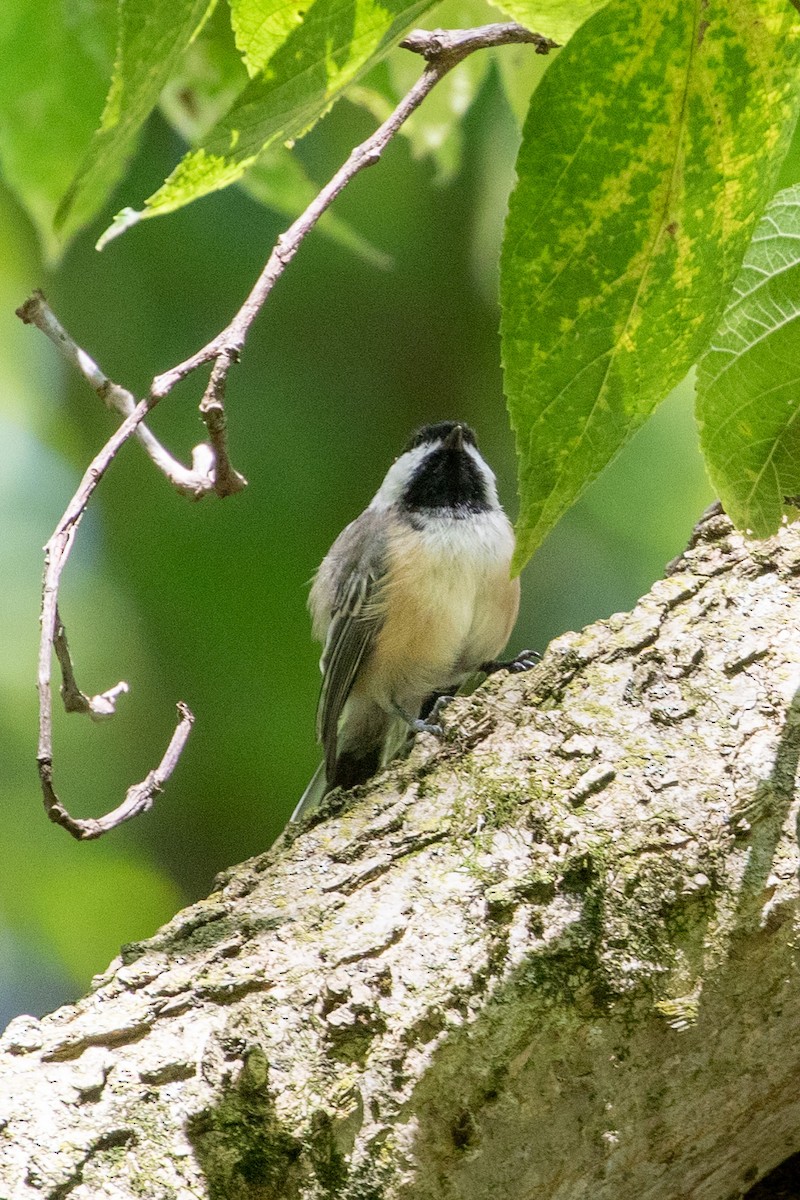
[385,0,494,181]
[57,0,215,241]
[487,0,606,46]
[697,186,800,537]
[0,0,116,261]
[160,0,252,142]
[118,0,436,230]
[495,41,555,129]
[229,0,296,76]
[776,109,800,193]
[500,0,800,573]
[158,3,389,263]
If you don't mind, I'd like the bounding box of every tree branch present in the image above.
[17,21,556,839]
[2,516,800,1197]
[54,606,129,718]
[31,382,196,838]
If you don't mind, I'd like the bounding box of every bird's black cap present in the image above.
[402,421,478,455]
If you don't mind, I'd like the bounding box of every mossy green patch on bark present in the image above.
[187,1045,304,1200]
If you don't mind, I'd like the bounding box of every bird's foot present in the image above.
[481,649,541,676]
[396,696,454,738]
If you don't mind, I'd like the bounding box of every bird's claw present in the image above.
[414,720,444,737]
[481,649,541,676]
[413,693,454,736]
[507,649,541,673]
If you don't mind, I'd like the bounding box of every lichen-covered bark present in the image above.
[2,512,800,1199]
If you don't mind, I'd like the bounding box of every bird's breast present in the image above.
[356,511,519,709]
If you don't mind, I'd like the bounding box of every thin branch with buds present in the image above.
[18,21,557,839]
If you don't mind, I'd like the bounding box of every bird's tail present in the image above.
[291,761,328,822]
[291,713,414,823]
[290,747,379,824]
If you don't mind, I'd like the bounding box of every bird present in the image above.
[292,420,532,821]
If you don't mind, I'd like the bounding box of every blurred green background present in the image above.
[0,59,713,1026]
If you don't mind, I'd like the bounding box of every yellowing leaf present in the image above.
[501,0,800,571]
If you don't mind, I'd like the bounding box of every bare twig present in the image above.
[19,21,556,837]
[42,704,195,841]
[199,352,248,497]
[33,387,196,837]
[16,293,229,498]
[400,23,556,57]
[54,607,129,718]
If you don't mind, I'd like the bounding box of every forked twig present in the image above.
[26,381,196,838]
[18,21,556,838]
[54,607,129,717]
[16,293,242,498]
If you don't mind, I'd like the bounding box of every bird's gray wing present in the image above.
[317,516,386,779]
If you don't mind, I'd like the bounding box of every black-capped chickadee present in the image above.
[293,421,529,821]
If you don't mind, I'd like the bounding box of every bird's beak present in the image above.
[444,425,464,451]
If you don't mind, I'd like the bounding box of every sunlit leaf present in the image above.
[160,0,252,142]
[159,4,389,263]
[57,0,215,241]
[229,0,299,76]
[697,186,800,537]
[114,0,436,232]
[0,0,116,261]
[385,0,494,181]
[501,0,800,572]
[487,0,606,45]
